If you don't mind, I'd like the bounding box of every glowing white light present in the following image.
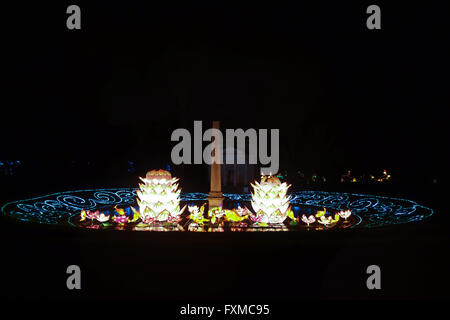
[301,214,316,226]
[250,175,291,224]
[136,169,186,223]
[338,209,352,220]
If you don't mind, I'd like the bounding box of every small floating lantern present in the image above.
[318,215,332,226]
[338,209,352,220]
[301,214,316,226]
[317,212,340,227]
[96,212,110,223]
[113,214,129,225]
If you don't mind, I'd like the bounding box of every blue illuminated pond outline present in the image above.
[1,188,433,229]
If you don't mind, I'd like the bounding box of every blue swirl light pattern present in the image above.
[1,188,433,228]
[289,191,433,228]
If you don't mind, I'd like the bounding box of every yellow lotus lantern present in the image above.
[250,175,292,224]
[136,169,186,223]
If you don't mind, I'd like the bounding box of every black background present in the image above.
[3,1,449,182]
[1,0,449,308]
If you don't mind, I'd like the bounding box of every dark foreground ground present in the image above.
[1,171,449,311]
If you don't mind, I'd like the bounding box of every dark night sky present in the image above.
[2,1,449,183]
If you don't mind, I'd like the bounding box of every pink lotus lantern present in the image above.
[80,210,100,222]
[113,214,129,225]
[113,207,129,225]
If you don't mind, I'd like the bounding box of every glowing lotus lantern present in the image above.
[234,206,249,217]
[113,206,130,225]
[250,175,292,224]
[250,213,264,223]
[96,212,110,223]
[187,204,208,232]
[113,214,129,225]
[317,215,332,226]
[136,169,186,223]
[80,210,99,222]
[317,213,340,227]
[338,209,352,220]
[301,214,316,226]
